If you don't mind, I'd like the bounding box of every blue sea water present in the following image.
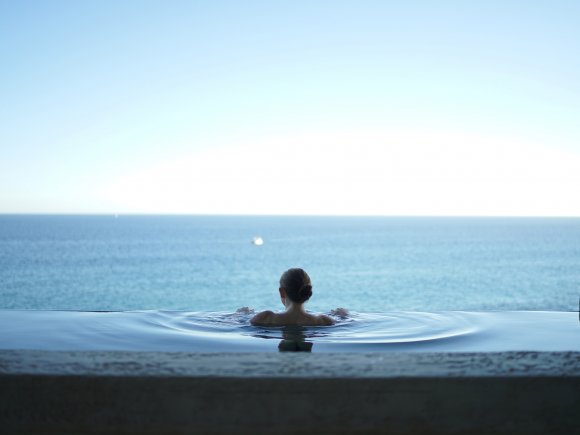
[1,215,579,313]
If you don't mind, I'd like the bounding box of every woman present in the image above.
[250,268,335,326]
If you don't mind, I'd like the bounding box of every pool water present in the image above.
[1,309,578,353]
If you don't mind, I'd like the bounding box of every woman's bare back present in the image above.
[251,310,333,327]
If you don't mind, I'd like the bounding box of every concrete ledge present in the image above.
[1,351,580,434]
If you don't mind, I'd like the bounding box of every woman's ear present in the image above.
[279,288,287,305]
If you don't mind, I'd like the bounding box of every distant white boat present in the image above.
[252,236,264,246]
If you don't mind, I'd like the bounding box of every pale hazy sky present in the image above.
[1,1,579,215]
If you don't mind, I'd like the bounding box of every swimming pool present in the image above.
[1,309,578,353]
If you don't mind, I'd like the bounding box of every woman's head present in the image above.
[279,268,313,304]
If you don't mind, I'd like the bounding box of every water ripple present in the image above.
[0,310,577,352]
[147,310,479,346]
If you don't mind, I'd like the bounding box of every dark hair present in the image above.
[280,268,313,304]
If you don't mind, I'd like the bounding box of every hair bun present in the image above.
[298,284,313,302]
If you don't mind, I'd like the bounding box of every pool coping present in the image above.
[1,349,580,378]
[2,350,580,434]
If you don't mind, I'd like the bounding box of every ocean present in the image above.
[1,215,579,313]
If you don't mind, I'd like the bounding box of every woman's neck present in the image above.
[284,301,306,314]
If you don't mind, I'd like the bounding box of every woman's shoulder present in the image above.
[250,310,275,326]
[315,314,334,326]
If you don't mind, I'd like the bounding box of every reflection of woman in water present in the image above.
[278,326,314,352]
[250,268,336,326]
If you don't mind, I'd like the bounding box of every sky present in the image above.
[1,0,579,216]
